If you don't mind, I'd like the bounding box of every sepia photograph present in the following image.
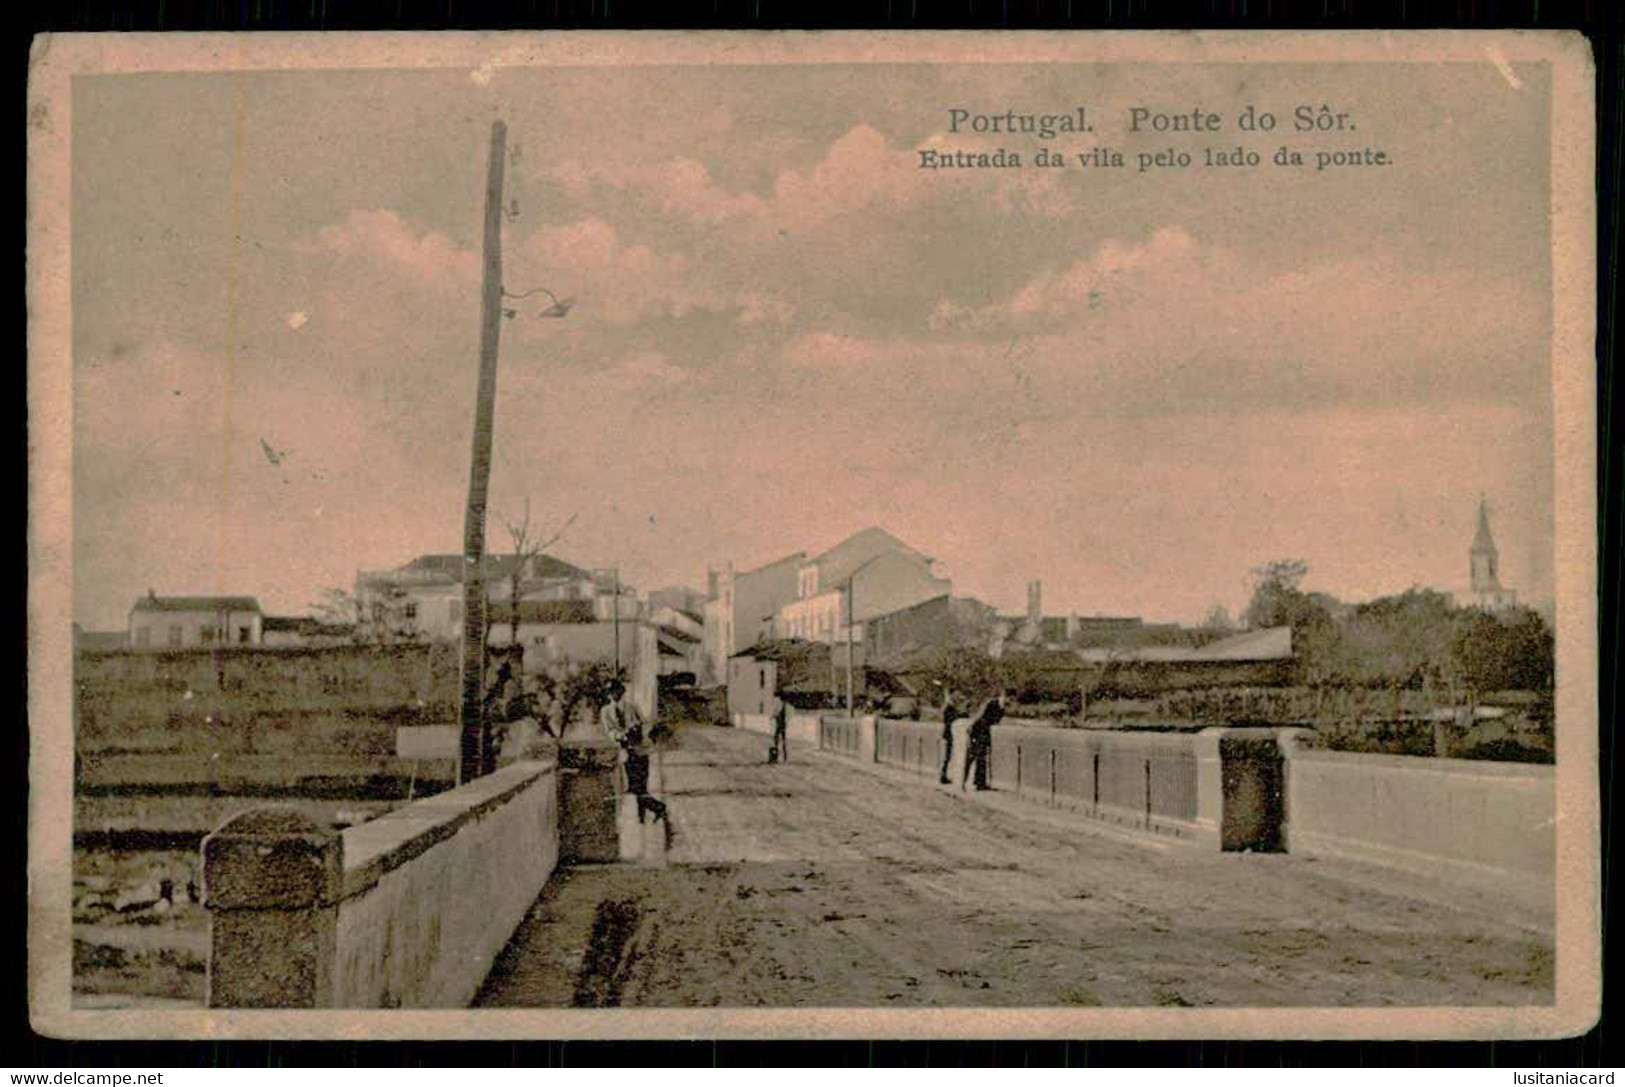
[25,30,1599,1040]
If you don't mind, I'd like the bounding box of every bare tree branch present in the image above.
[496,501,579,647]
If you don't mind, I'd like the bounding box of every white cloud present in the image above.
[297,209,478,290]
[770,124,925,231]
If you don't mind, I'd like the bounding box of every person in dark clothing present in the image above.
[770,696,790,764]
[961,692,1005,792]
[620,721,667,824]
[938,687,962,784]
[483,651,516,722]
[601,680,667,825]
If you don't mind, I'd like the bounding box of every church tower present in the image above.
[1469,496,1516,610]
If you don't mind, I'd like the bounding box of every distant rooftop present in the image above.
[808,526,931,587]
[131,594,262,614]
[390,552,590,584]
[1076,626,1292,664]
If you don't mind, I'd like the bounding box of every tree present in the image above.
[1242,559,1311,629]
[555,661,623,737]
[909,646,1002,707]
[1200,603,1235,633]
[1452,605,1554,694]
[312,586,362,627]
[495,498,578,646]
[318,585,416,644]
[1243,560,1342,685]
[1341,587,1459,689]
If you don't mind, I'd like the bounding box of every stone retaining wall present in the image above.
[203,759,557,1008]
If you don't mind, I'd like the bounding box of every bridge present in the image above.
[201,716,1555,1009]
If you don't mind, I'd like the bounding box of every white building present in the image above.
[355,552,629,642]
[128,592,263,650]
[776,527,950,646]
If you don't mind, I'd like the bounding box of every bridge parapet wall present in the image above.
[1282,739,1554,911]
[861,719,1553,903]
[734,711,819,754]
[974,723,1217,844]
[735,712,771,734]
[818,715,877,761]
[864,719,1311,850]
[203,759,558,1008]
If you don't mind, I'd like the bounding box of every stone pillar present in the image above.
[1192,728,1225,849]
[558,738,620,864]
[1273,727,1314,853]
[1214,727,1304,853]
[203,809,343,1008]
[857,715,878,763]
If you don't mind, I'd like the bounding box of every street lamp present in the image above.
[839,554,888,719]
[458,122,578,785]
[502,286,575,321]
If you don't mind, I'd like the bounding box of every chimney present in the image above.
[1027,580,1042,625]
[707,567,720,601]
[1066,613,1079,641]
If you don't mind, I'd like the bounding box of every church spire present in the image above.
[1471,494,1497,556]
[1469,495,1511,608]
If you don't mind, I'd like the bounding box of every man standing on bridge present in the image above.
[938,685,962,785]
[770,695,790,764]
[601,680,668,826]
[961,691,1004,792]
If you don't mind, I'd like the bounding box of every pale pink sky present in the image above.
[72,61,1554,629]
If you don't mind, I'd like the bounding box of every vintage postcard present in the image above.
[27,30,1598,1040]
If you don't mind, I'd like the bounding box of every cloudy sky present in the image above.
[71,58,1553,629]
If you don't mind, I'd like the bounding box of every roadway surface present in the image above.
[474,724,1552,1008]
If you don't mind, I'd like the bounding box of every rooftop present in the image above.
[131,594,262,614]
[398,552,589,584]
[808,526,931,588]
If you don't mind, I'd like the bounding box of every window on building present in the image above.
[404,601,418,622]
[168,625,183,647]
[201,628,215,645]
[237,626,251,644]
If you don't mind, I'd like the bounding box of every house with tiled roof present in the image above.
[775,527,950,648]
[354,551,616,643]
[127,591,263,649]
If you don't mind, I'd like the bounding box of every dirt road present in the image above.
[474,725,1552,1008]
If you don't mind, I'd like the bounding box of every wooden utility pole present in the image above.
[845,577,855,718]
[458,120,508,785]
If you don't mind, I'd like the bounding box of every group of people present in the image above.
[760,685,1005,788]
[482,648,669,827]
[938,687,1006,791]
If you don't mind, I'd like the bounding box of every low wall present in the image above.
[859,718,1553,901]
[1284,742,1555,911]
[874,718,955,781]
[868,719,1217,844]
[818,715,876,762]
[788,713,821,748]
[204,759,557,1008]
[734,711,820,750]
